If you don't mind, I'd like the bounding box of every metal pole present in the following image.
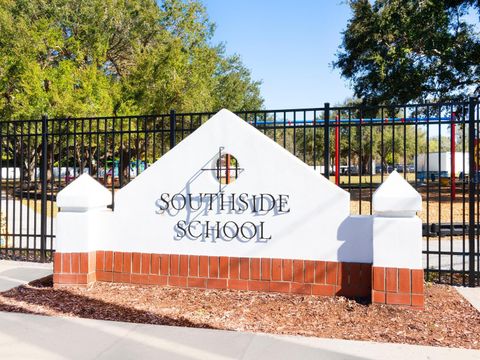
[451,112,456,200]
[324,103,330,179]
[335,114,340,185]
[225,154,231,185]
[169,109,176,150]
[468,97,476,287]
[40,115,48,262]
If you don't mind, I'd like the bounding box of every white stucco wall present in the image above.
[56,110,422,266]
[105,109,369,261]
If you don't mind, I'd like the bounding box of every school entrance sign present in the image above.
[54,109,424,308]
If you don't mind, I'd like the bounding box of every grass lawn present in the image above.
[332,173,417,185]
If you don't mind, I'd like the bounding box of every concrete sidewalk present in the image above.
[0,260,478,359]
[0,311,478,360]
[457,286,480,312]
[0,260,52,291]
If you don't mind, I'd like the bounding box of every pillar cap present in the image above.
[57,174,111,210]
[373,170,421,215]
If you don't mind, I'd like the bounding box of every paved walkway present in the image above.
[0,311,478,360]
[0,260,478,359]
[457,286,480,312]
[0,260,52,291]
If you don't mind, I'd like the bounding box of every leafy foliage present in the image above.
[0,0,263,119]
[334,0,480,105]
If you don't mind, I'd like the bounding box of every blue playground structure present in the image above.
[247,116,454,126]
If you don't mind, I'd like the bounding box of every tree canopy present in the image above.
[0,0,263,119]
[334,0,480,105]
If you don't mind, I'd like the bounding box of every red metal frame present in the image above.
[451,112,456,199]
[335,115,340,185]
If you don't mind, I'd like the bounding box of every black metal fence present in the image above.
[0,99,479,286]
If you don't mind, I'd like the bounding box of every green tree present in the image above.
[211,53,264,112]
[0,0,264,185]
[0,0,264,119]
[333,0,480,105]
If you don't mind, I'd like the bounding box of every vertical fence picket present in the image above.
[40,115,48,262]
[468,97,477,286]
[324,103,330,180]
[170,110,176,150]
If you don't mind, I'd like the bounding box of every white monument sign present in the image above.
[58,109,371,262]
[55,109,423,307]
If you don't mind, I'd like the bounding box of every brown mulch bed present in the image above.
[0,277,479,349]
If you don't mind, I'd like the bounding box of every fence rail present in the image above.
[0,99,479,286]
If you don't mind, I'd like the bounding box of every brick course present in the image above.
[55,251,96,286]
[54,251,375,298]
[55,252,425,308]
[371,266,424,309]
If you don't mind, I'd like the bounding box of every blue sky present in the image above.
[203,0,353,110]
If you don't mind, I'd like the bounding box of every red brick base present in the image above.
[371,266,424,308]
[53,252,96,286]
[54,251,372,297]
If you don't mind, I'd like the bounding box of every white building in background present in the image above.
[416,152,469,176]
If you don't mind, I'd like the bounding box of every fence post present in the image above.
[55,174,112,286]
[169,109,176,150]
[324,103,330,179]
[468,96,477,287]
[40,115,48,262]
[371,171,423,307]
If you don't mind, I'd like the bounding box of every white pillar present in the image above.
[54,174,111,286]
[56,174,112,252]
[371,170,424,307]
